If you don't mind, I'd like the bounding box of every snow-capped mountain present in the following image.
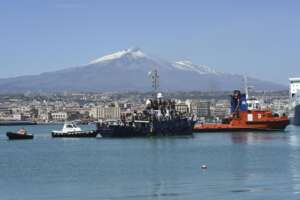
[0,48,285,92]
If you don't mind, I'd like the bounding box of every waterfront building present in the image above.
[51,112,68,121]
[12,114,23,121]
[190,101,211,118]
[0,106,12,116]
[90,104,121,120]
[211,100,230,119]
[271,99,289,116]
[37,105,54,122]
[175,102,189,114]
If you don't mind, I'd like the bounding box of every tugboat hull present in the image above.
[194,126,289,132]
[7,132,34,140]
[194,116,290,132]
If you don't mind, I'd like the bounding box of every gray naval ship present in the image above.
[289,77,300,125]
[96,70,194,138]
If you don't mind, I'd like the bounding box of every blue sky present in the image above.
[1,0,300,85]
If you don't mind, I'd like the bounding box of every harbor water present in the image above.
[1,124,300,200]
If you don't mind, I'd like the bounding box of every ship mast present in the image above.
[244,75,249,99]
[149,69,159,94]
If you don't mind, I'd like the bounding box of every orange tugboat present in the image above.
[194,90,289,132]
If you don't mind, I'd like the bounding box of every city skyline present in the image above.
[1,0,300,84]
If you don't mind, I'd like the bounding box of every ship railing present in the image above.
[134,120,150,123]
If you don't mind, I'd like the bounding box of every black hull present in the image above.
[7,132,34,140]
[51,131,97,138]
[99,119,193,138]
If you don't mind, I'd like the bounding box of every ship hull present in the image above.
[194,126,288,132]
[7,132,34,140]
[51,131,98,138]
[194,114,290,133]
[291,104,300,126]
[99,119,193,138]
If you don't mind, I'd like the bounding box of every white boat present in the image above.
[52,122,82,134]
[51,122,97,137]
[289,77,300,125]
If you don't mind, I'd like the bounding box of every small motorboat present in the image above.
[51,122,97,138]
[7,128,34,140]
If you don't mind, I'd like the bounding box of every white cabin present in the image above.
[52,122,82,134]
[247,98,261,111]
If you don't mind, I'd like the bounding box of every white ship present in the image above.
[51,122,97,137]
[289,77,300,125]
[52,122,82,134]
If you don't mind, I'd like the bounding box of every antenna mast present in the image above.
[244,75,249,99]
[149,69,159,93]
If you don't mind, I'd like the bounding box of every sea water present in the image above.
[0,124,300,200]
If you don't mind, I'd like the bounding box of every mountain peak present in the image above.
[89,48,147,64]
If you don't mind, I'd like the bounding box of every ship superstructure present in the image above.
[289,77,300,125]
[97,69,194,137]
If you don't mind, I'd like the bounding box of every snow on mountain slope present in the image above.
[87,48,218,74]
[89,48,148,64]
[173,60,220,75]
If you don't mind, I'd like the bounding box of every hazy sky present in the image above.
[1,0,299,85]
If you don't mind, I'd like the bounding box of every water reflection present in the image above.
[230,132,288,144]
[288,126,300,194]
[227,130,292,196]
[231,187,272,193]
